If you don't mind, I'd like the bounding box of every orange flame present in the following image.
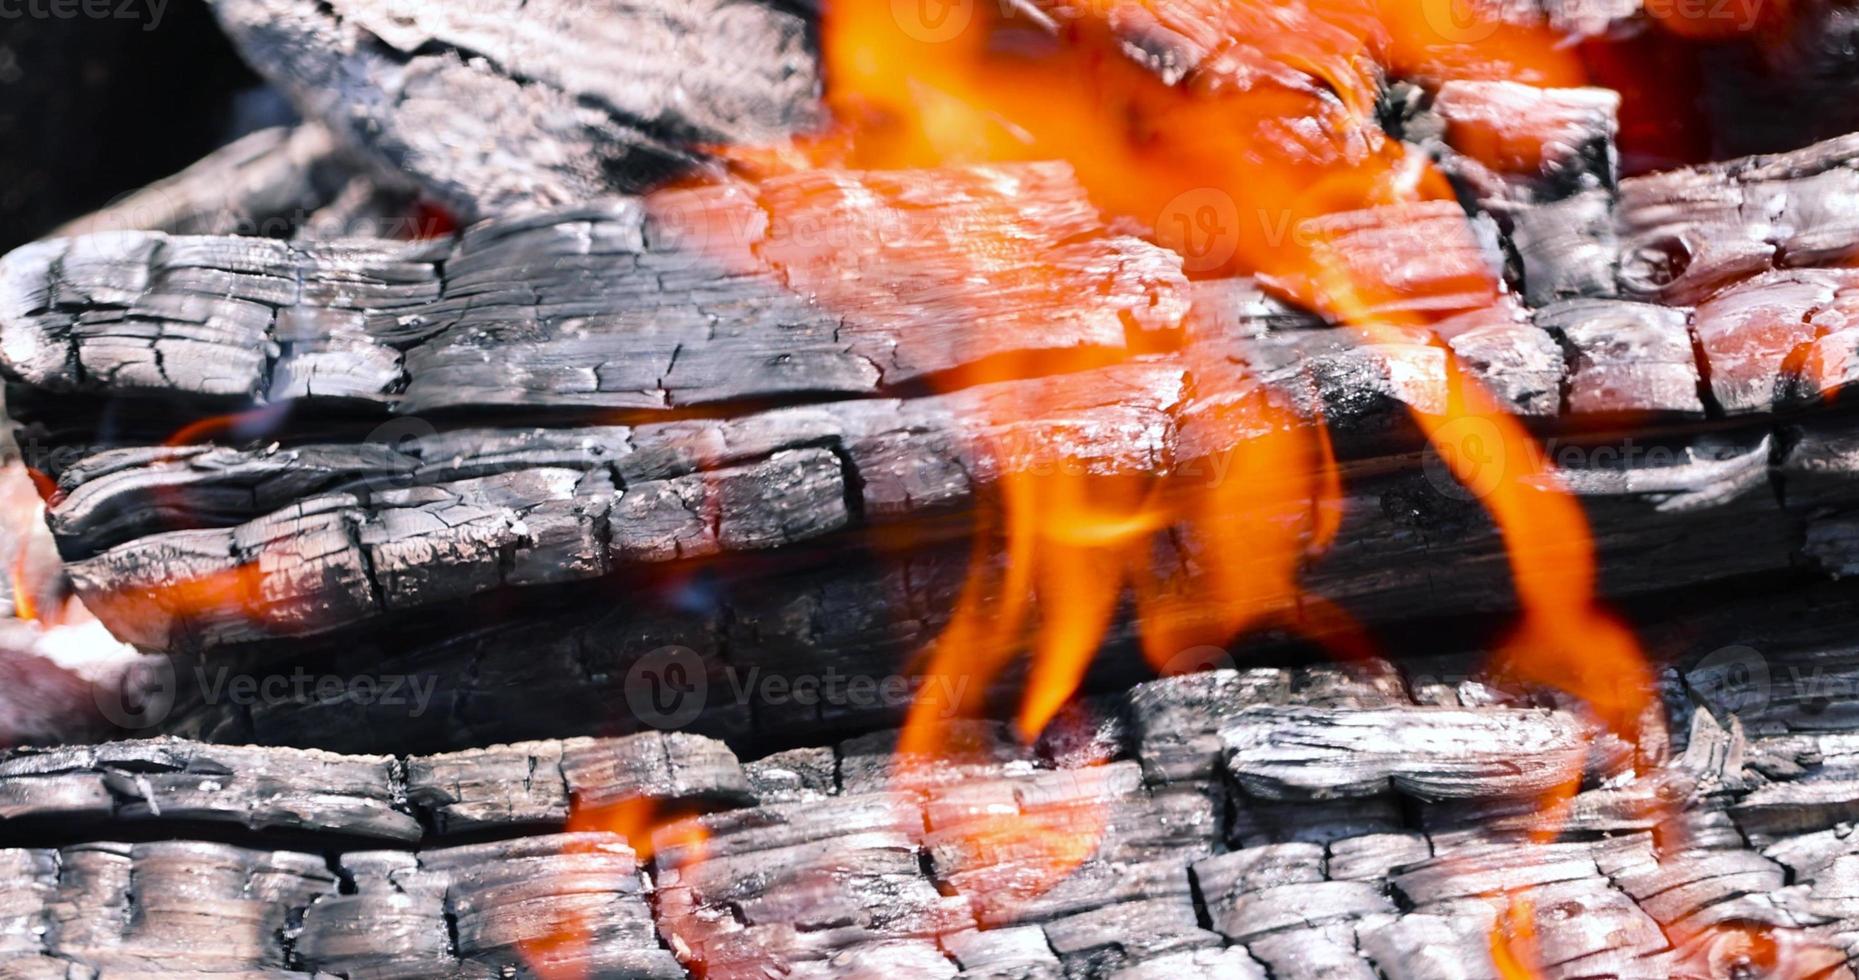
[1489,894,1542,979]
[11,544,39,623]
[792,0,1654,749]
[520,798,712,980]
[733,0,1668,929]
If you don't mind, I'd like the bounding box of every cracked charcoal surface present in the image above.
[205,0,818,221]
[6,656,1859,977]
[17,145,1859,669]
[16,2,1859,975]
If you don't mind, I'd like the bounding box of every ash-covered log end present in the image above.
[203,0,821,219]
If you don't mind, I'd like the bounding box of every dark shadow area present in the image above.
[0,0,270,250]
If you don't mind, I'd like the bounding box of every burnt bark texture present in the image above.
[203,0,820,222]
[5,646,1859,979]
[17,1,1859,976]
[49,123,420,243]
[12,145,1859,750]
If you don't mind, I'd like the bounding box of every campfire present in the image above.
[5,0,1859,977]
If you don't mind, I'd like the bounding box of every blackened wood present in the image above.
[49,124,404,242]
[205,0,818,220]
[13,644,1859,977]
[92,418,1821,755]
[0,164,1185,413]
[41,409,1799,664]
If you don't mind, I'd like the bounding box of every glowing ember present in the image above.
[769,0,1661,758]
[522,798,712,980]
[1489,894,1543,979]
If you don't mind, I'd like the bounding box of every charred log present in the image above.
[4,646,1859,978]
[48,124,413,243]
[204,0,819,220]
[0,163,1183,414]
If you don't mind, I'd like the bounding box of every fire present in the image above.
[1489,894,1543,979]
[1131,386,1374,677]
[11,539,41,623]
[6,471,71,628]
[78,561,274,648]
[565,796,712,865]
[718,0,1670,941]
[521,798,712,980]
[784,0,1656,754]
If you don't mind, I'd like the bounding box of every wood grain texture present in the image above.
[48,124,403,241]
[8,636,1859,978]
[0,163,1185,412]
[205,0,817,220]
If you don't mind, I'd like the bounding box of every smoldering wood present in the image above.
[8,634,1859,978]
[1502,135,1859,399]
[48,124,412,242]
[13,158,1859,674]
[1609,134,1859,304]
[25,134,1859,434]
[197,0,1637,236]
[205,0,819,221]
[1427,81,1620,207]
[21,131,1859,432]
[0,738,420,841]
[28,402,1809,672]
[21,341,1823,671]
[19,376,1843,757]
[0,163,1185,414]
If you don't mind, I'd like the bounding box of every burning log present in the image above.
[20,0,1859,974]
[0,164,1180,413]
[1612,134,1859,304]
[1,656,1857,978]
